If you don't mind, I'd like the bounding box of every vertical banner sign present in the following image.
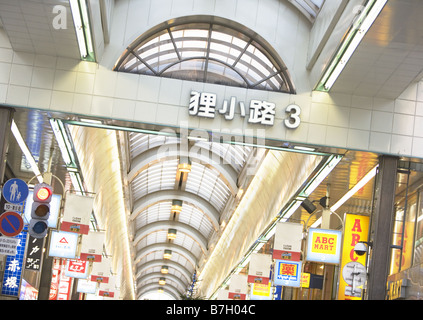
[80,231,105,262]
[273,222,302,261]
[306,228,342,264]
[1,227,28,297]
[228,274,248,300]
[338,213,370,300]
[217,289,230,300]
[60,194,94,234]
[25,236,45,271]
[247,253,272,285]
[49,258,62,300]
[91,257,111,283]
[57,259,72,300]
[274,260,302,287]
[98,276,116,298]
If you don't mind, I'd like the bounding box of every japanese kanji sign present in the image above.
[65,259,88,279]
[274,260,302,287]
[25,235,44,271]
[189,91,301,128]
[1,227,27,296]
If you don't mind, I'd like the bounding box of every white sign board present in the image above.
[273,222,303,261]
[60,194,94,234]
[48,230,78,259]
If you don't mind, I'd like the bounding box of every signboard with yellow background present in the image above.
[338,213,369,300]
[306,228,342,264]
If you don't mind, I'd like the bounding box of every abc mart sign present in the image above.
[189,91,301,129]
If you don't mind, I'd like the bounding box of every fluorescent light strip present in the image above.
[70,0,95,61]
[311,165,378,228]
[318,0,387,91]
[11,120,43,182]
[303,155,343,196]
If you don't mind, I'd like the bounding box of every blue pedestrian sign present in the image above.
[3,178,29,204]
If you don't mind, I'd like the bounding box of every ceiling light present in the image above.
[159,277,166,285]
[171,200,183,213]
[161,266,169,274]
[316,0,387,91]
[302,155,342,196]
[69,0,95,61]
[167,229,177,240]
[178,157,192,173]
[163,250,172,259]
[158,288,164,293]
[311,165,378,228]
[11,120,43,182]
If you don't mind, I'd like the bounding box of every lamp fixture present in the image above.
[178,157,192,173]
[69,0,95,61]
[167,229,177,240]
[11,120,43,182]
[171,200,183,213]
[159,277,166,285]
[163,250,172,259]
[161,266,169,274]
[316,0,387,91]
[158,288,164,293]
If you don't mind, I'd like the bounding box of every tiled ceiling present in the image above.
[330,0,423,99]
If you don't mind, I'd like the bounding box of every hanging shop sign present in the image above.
[65,259,89,279]
[189,91,301,129]
[274,260,302,287]
[60,193,94,235]
[77,279,97,294]
[79,231,105,262]
[98,276,116,298]
[228,274,248,300]
[250,283,272,300]
[48,230,79,259]
[338,213,369,300]
[273,222,303,261]
[90,257,111,283]
[306,228,342,264]
[247,253,272,285]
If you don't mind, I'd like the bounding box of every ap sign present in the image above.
[306,228,342,264]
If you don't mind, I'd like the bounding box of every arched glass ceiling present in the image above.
[289,0,326,22]
[114,20,295,93]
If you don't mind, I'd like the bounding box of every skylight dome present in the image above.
[115,18,295,93]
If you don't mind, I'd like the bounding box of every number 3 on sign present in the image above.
[284,104,301,129]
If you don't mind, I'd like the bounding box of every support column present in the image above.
[367,155,398,300]
[0,107,14,184]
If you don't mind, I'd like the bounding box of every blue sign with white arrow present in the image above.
[3,178,29,204]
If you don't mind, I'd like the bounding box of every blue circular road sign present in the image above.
[0,211,24,237]
[3,178,29,204]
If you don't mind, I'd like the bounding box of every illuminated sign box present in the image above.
[306,228,342,264]
[274,260,302,287]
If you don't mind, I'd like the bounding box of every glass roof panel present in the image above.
[115,20,294,93]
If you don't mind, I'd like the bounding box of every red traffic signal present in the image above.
[33,183,52,202]
[29,183,53,238]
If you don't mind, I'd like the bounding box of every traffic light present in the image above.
[29,183,53,238]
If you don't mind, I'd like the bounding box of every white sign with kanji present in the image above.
[189,91,301,128]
